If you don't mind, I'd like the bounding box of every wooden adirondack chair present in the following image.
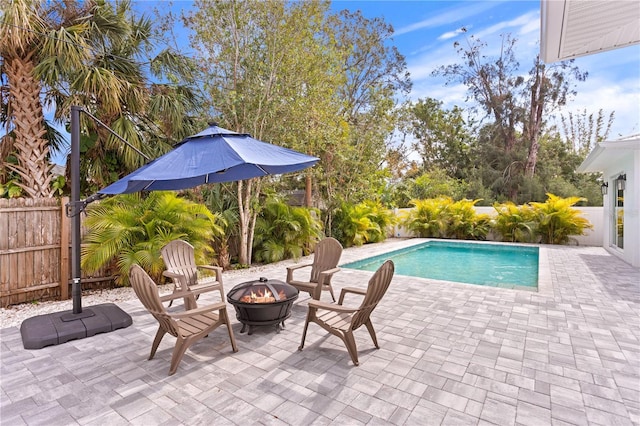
[298,260,394,366]
[161,239,224,310]
[129,265,238,376]
[286,237,343,301]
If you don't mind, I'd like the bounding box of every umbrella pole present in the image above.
[70,106,83,314]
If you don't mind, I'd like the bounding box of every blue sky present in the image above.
[333,0,640,139]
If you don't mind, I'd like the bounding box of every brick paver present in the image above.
[1,239,639,425]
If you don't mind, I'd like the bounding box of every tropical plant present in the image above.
[361,200,396,243]
[492,202,537,242]
[201,184,240,269]
[400,197,450,238]
[252,197,323,263]
[445,199,490,240]
[530,193,593,244]
[331,201,394,247]
[81,192,225,285]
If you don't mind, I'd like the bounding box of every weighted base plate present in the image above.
[20,303,132,349]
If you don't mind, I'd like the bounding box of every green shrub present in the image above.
[252,197,323,263]
[400,197,449,238]
[530,193,593,244]
[82,192,224,285]
[492,194,593,244]
[445,198,490,240]
[331,200,394,247]
[401,197,489,240]
[492,202,537,243]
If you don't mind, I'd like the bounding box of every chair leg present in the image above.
[343,331,359,366]
[298,310,314,351]
[149,328,166,360]
[327,284,336,302]
[168,337,191,376]
[364,319,379,349]
[222,309,238,352]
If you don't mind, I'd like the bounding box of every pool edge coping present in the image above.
[340,238,554,295]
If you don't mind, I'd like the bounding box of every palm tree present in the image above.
[82,191,225,286]
[1,0,203,197]
[0,0,53,197]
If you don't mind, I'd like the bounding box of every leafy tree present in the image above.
[435,32,586,199]
[186,0,409,261]
[409,98,472,178]
[82,192,224,285]
[321,9,410,226]
[561,108,614,156]
[186,0,341,264]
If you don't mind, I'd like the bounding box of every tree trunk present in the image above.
[305,171,312,207]
[236,177,262,265]
[4,54,53,197]
[237,179,250,265]
[525,65,544,178]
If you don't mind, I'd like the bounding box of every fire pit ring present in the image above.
[227,277,299,335]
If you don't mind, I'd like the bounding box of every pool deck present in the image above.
[1,239,639,425]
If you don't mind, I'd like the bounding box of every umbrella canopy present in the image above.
[99,124,319,194]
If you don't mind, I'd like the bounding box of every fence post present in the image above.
[60,196,70,300]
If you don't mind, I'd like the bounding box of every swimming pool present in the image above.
[341,240,539,290]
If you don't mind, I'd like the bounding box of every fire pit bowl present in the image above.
[227,277,299,335]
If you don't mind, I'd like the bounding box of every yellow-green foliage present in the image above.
[530,193,593,244]
[332,200,395,247]
[492,202,537,243]
[401,197,489,240]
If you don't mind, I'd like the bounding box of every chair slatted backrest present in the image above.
[351,260,395,331]
[161,240,198,287]
[130,265,180,337]
[309,237,343,283]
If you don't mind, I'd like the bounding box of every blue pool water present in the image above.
[342,241,539,289]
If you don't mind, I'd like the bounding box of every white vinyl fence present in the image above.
[390,206,603,246]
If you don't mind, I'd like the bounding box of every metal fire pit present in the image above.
[227,277,299,335]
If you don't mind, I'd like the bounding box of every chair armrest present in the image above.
[286,263,312,282]
[308,299,357,313]
[338,286,366,305]
[197,265,224,291]
[317,267,341,285]
[162,270,189,289]
[170,301,228,319]
[159,291,193,303]
[197,265,222,278]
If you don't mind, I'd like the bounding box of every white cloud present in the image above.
[474,10,539,40]
[555,76,640,138]
[394,1,503,37]
[438,27,468,41]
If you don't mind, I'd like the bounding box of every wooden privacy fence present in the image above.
[0,197,113,307]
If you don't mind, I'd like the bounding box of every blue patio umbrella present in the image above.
[99,123,319,194]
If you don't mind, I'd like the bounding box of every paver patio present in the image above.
[1,239,639,425]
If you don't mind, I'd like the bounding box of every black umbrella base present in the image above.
[20,303,132,349]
